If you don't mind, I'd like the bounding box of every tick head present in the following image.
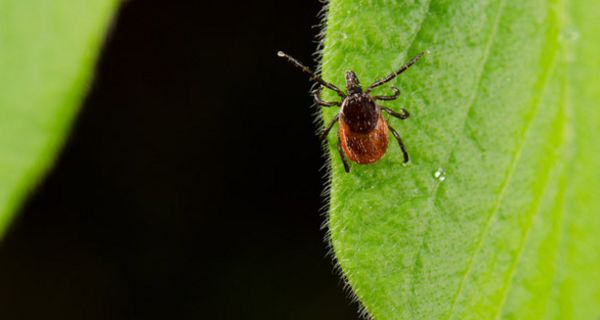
[345,71,362,95]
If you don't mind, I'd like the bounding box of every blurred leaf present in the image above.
[0,1,118,237]
[320,0,600,318]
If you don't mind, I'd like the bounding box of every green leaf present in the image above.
[0,1,118,237]
[320,0,600,318]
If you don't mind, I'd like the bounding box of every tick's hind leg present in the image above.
[387,124,409,163]
[319,113,340,140]
[337,137,351,173]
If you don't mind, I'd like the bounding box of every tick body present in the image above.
[278,50,427,172]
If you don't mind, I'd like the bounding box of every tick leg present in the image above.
[277,51,346,98]
[314,87,341,107]
[337,137,351,173]
[373,87,400,101]
[366,51,428,94]
[381,106,409,120]
[319,113,340,140]
[387,124,409,163]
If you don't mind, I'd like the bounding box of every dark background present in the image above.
[0,1,357,319]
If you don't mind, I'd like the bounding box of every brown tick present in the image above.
[278,50,427,172]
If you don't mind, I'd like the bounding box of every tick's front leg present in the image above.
[381,106,410,120]
[372,87,400,101]
[319,113,340,140]
[313,87,341,107]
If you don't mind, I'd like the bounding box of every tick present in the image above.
[277,50,427,172]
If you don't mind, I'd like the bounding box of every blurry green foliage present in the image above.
[0,1,118,237]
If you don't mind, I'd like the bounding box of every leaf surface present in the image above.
[320,0,600,318]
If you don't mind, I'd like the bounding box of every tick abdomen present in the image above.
[339,115,389,164]
[340,93,379,133]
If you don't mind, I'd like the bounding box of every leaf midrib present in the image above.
[493,55,567,318]
[443,13,565,320]
[401,0,509,317]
